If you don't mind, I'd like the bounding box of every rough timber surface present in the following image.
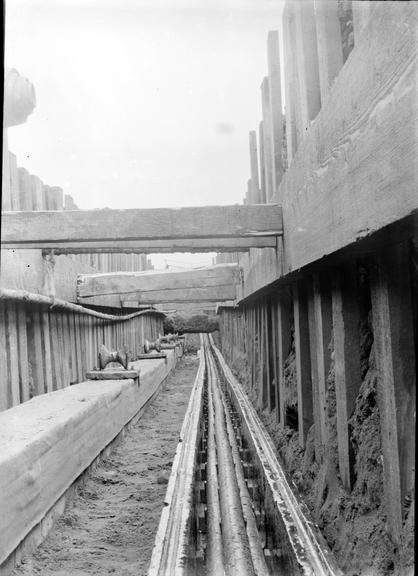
[280,1,417,275]
[9,354,199,576]
[77,264,239,298]
[237,2,417,302]
[43,236,278,254]
[85,369,140,380]
[1,204,282,248]
[81,284,237,306]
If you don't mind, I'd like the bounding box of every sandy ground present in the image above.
[12,353,199,576]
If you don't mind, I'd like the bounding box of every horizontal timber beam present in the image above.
[37,237,277,254]
[79,284,237,305]
[1,204,282,249]
[77,264,239,298]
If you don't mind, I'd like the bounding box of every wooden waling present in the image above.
[1,204,283,250]
[77,265,240,299]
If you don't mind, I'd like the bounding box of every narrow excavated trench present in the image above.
[11,354,199,576]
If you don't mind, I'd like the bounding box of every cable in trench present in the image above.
[205,344,270,576]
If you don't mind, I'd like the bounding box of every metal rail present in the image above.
[148,334,343,576]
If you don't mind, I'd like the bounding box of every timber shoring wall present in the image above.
[219,243,416,565]
[0,291,164,412]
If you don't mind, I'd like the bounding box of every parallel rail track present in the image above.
[148,334,343,576]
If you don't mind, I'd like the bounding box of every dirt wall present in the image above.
[226,269,414,576]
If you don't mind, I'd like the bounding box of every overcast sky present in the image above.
[5,0,284,268]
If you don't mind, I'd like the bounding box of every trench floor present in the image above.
[12,353,199,576]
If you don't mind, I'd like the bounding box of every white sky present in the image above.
[5,0,284,269]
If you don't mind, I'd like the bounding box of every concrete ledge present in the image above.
[0,348,179,569]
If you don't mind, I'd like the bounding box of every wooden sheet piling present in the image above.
[293,282,313,447]
[332,264,361,490]
[267,30,284,200]
[277,288,292,426]
[370,244,416,544]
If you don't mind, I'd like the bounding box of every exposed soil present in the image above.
[228,268,414,575]
[12,353,199,576]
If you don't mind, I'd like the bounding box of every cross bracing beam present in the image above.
[36,236,277,254]
[1,204,282,251]
[77,264,239,298]
[79,285,237,306]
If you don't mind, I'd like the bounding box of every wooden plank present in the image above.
[27,308,45,396]
[293,0,321,136]
[82,285,237,306]
[16,305,30,403]
[307,283,321,455]
[137,352,167,360]
[0,303,9,410]
[49,312,63,390]
[74,314,83,382]
[282,2,299,163]
[293,281,313,447]
[2,131,12,211]
[240,246,279,300]
[86,369,139,380]
[9,152,20,211]
[249,131,261,204]
[50,186,64,210]
[261,77,273,202]
[257,305,263,407]
[259,304,267,409]
[14,237,277,254]
[68,312,78,383]
[40,310,54,393]
[6,302,20,407]
[315,0,344,102]
[31,175,45,211]
[267,30,284,199]
[44,185,54,210]
[277,288,292,425]
[245,178,251,205]
[60,313,71,387]
[86,316,94,372]
[258,122,266,203]
[251,307,255,392]
[64,193,77,210]
[91,317,99,371]
[18,167,32,211]
[58,312,69,388]
[79,315,88,379]
[370,244,416,544]
[2,205,282,249]
[265,302,273,412]
[312,273,332,451]
[332,264,361,490]
[78,264,239,298]
[280,2,417,275]
[270,298,279,420]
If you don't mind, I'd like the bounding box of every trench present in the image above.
[10,335,342,576]
[150,334,342,576]
[10,354,199,576]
